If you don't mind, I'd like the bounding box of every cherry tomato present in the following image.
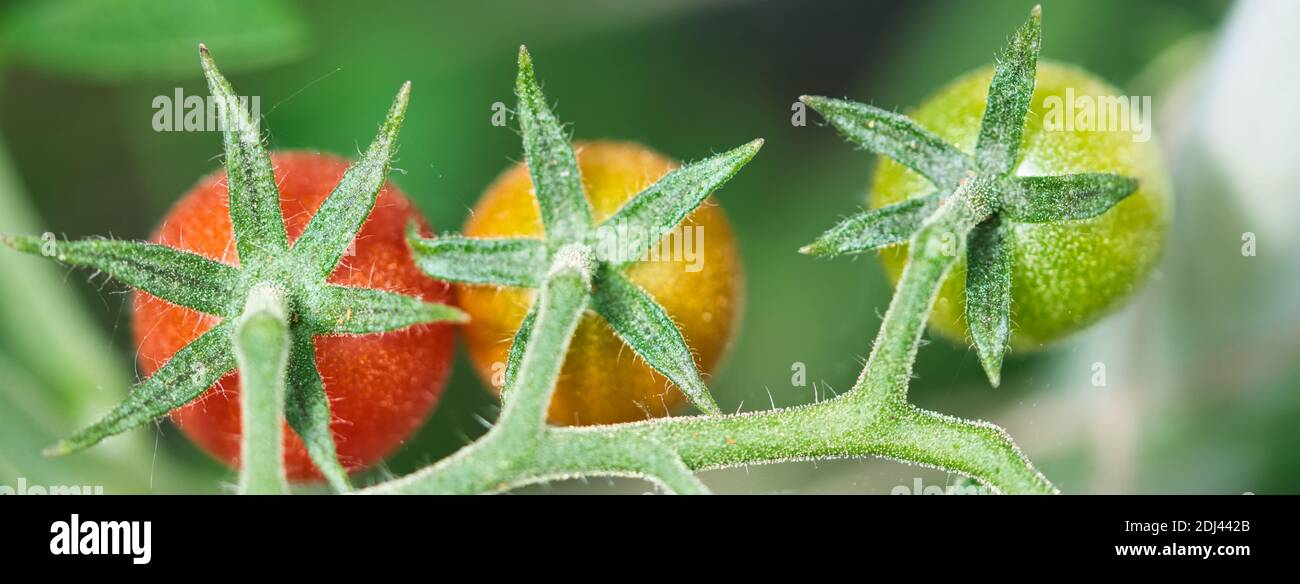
[872,63,1172,349]
[458,141,744,425]
[132,151,455,481]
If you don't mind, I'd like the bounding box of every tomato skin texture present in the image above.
[131,151,455,482]
[872,63,1172,349]
[458,141,744,425]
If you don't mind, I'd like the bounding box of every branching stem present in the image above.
[494,244,593,440]
[363,182,1056,495]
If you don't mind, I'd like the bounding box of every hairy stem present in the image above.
[369,396,1051,494]
[234,284,290,495]
[362,181,1055,495]
[568,400,1051,493]
[495,244,594,439]
[855,180,986,403]
[363,246,597,494]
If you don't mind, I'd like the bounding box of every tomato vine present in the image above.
[0,6,1159,495]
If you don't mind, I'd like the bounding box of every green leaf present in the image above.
[591,268,721,415]
[233,285,289,495]
[290,82,411,280]
[199,45,290,265]
[498,304,537,406]
[408,229,547,287]
[974,5,1042,174]
[284,331,350,492]
[965,216,1013,387]
[598,139,762,267]
[310,284,467,335]
[46,322,236,456]
[515,46,591,243]
[1004,173,1139,223]
[1,235,238,316]
[3,0,308,82]
[799,194,940,257]
[800,95,971,188]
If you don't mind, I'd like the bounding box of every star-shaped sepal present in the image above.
[797,6,1138,386]
[408,47,762,417]
[2,46,466,492]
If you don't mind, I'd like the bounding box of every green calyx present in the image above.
[408,45,763,418]
[3,10,1091,496]
[799,5,1138,387]
[1,45,465,493]
[365,31,1057,496]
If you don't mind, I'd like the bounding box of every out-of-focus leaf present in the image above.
[0,140,127,419]
[0,140,221,492]
[2,0,308,82]
[0,353,144,493]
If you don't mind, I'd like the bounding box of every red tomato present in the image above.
[131,151,454,481]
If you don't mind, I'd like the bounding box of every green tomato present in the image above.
[872,62,1172,350]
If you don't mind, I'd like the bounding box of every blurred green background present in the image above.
[1,0,1296,494]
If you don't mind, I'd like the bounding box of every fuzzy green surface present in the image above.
[409,47,760,418]
[872,62,1172,349]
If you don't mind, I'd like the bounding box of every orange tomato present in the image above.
[458,141,744,425]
